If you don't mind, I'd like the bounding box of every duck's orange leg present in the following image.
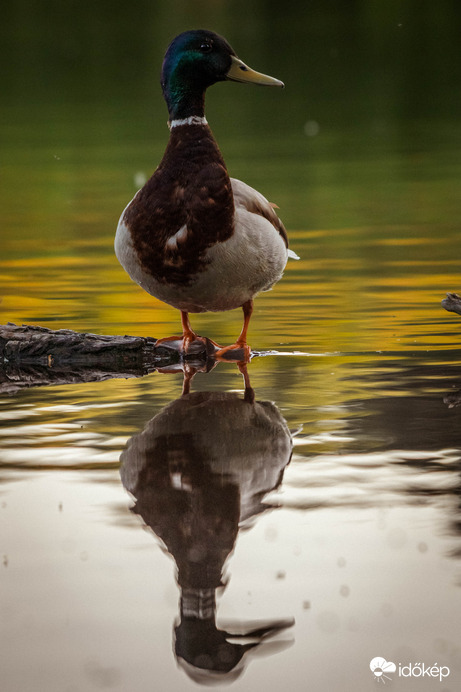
[155,311,219,355]
[180,311,199,351]
[238,361,255,403]
[216,300,253,362]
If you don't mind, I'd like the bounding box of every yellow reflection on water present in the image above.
[1,225,460,355]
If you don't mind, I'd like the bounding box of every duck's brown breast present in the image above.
[124,124,235,286]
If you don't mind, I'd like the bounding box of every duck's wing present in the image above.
[230,178,289,248]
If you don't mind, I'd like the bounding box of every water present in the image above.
[2,4,461,691]
[2,357,461,692]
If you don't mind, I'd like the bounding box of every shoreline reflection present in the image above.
[120,366,294,684]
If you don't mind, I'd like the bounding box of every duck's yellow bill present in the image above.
[226,55,284,87]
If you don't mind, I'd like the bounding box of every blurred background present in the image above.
[3,0,461,129]
[1,0,461,352]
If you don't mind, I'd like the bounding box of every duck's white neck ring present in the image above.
[168,115,208,130]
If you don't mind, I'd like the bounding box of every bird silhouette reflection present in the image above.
[120,364,294,684]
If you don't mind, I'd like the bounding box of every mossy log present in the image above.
[0,323,222,394]
[442,293,461,317]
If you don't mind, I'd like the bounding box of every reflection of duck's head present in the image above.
[175,614,294,686]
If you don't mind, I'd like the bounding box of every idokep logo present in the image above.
[370,657,396,684]
[398,662,450,681]
[369,656,451,683]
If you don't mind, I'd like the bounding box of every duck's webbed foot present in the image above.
[155,311,219,357]
[155,333,218,356]
[215,341,251,362]
[215,299,253,363]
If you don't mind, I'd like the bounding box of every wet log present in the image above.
[442,292,461,316]
[0,323,218,395]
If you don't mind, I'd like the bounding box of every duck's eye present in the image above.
[199,42,213,53]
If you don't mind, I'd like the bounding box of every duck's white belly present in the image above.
[115,205,288,313]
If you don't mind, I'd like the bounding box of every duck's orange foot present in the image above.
[215,341,251,363]
[155,334,219,357]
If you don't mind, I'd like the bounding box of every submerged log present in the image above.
[442,293,461,317]
[0,323,221,395]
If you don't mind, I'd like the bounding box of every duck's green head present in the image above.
[161,29,283,121]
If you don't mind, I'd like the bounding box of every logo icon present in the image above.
[370,657,396,684]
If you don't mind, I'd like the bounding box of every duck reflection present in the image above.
[120,364,294,684]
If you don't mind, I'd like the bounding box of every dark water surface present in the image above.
[2,3,461,691]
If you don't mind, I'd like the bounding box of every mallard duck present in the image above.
[115,29,297,358]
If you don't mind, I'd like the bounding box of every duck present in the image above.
[115,29,298,359]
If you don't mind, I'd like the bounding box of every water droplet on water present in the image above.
[304,120,320,137]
